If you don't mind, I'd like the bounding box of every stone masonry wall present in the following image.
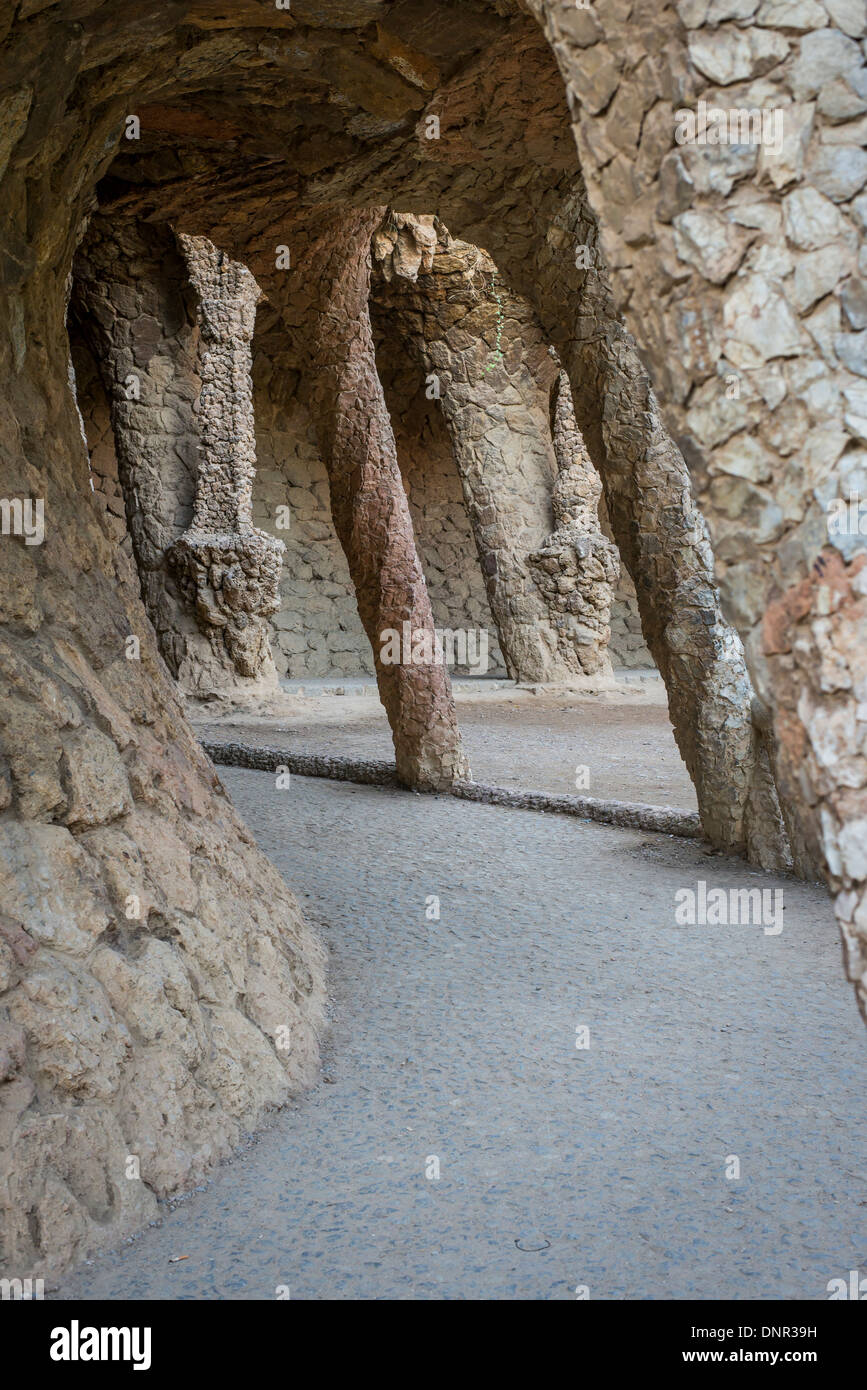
[0,268,327,1282]
[372,227,572,684]
[394,401,508,676]
[74,221,284,703]
[252,323,506,680]
[78,314,648,677]
[527,368,620,675]
[74,275,510,690]
[251,349,371,680]
[72,219,227,699]
[380,347,509,675]
[79,294,641,681]
[371,217,653,679]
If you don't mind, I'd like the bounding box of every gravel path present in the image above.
[58,770,866,1301]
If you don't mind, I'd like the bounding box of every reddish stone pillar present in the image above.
[294,209,468,790]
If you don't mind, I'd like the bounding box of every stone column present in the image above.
[372,221,589,683]
[72,218,281,700]
[567,258,791,869]
[528,370,620,676]
[524,0,867,996]
[475,177,791,870]
[268,208,468,791]
[168,236,284,685]
[560,276,790,870]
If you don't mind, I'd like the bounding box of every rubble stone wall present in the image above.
[74,259,515,688]
[0,262,326,1281]
[527,369,621,677]
[373,223,649,678]
[251,346,507,678]
[253,355,643,678]
[74,221,283,702]
[72,218,208,691]
[600,502,654,669]
[394,400,509,675]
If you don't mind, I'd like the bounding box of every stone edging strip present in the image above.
[202,740,702,839]
[448,779,701,837]
[202,741,399,785]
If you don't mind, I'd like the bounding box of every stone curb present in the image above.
[449,779,702,836]
[202,740,703,839]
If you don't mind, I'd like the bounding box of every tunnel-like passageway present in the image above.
[3,1,867,1292]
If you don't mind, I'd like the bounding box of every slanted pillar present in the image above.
[372,221,580,684]
[481,179,791,869]
[276,208,468,790]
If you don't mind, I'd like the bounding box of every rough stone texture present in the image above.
[274,207,469,791]
[527,370,620,675]
[71,218,220,695]
[167,235,284,686]
[391,393,508,673]
[2,0,867,1279]
[250,318,507,678]
[451,779,701,836]
[0,33,332,1283]
[203,742,401,787]
[480,173,791,868]
[253,295,636,680]
[68,341,129,552]
[372,221,580,682]
[252,367,375,680]
[600,499,655,667]
[520,0,867,1009]
[0,286,325,1280]
[74,221,283,701]
[373,220,647,670]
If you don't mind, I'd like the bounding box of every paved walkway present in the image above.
[59,772,866,1300]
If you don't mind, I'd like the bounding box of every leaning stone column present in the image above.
[528,370,619,676]
[479,177,791,870]
[372,219,580,684]
[269,208,468,791]
[524,0,865,1012]
[168,236,284,685]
